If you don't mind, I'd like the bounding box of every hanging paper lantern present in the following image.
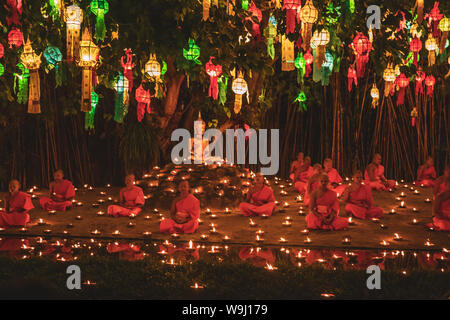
[283,0,301,35]
[247,2,262,41]
[350,33,371,78]
[347,66,357,92]
[49,0,65,20]
[183,38,201,64]
[78,28,100,112]
[415,67,425,96]
[65,4,83,63]
[370,83,379,108]
[383,63,396,97]
[121,48,135,91]
[311,29,330,69]
[8,28,24,49]
[264,16,277,59]
[294,52,306,84]
[303,50,313,77]
[294,91,307,111]
[0,43,4,59]
[428,2,443,38]
[13,63,29,104]
[20,39,42,114]
[135,84,151,122]
[205,57,222,100]
[394,73,409,106]
[409,36,422,67]
[281,35,295,71]
[414,0,424,24]
[320,51,333,86]
[218,75,228,106]
[299,0,318,51]
[231,72,248,114]
[114,72,129,123]
[242,0,249,10]
[44,46,63,87]
[90,0,109,41]
[85,91,99,130]
[203,0,210,21]
[438,17,449,53]
[424,75,435,97]
[6,0,22,26]
[0,63,4,76]
[410,107,418,127]
[145,54,161,78]
[425,34,437,66]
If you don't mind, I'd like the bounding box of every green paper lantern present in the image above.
[14,63,29,104]
[0,63,4,76]
[90,0,109,41]
[85,91,99,130]
[242,0,249,10]
[183,38,201,64]
[294,91,307,111]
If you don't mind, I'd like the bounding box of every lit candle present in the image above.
[249,219,257,227]
[298,209,305,216]
[424,239,434,247]
[304,237,312,244]
[264,263,277,271]
[424,198,431,203]
[256,229,265,236]
[380,224,388,229]
[283,202,289,208]
[342,237,351,244]
[321,293,335,299]
[142,231,152,238]
[77,202,83,207]
[43,229,52,234]
[412,207,418,213]
[223,235,230,242]
[206,208,211,214]
[48,210,56,215]
[282,220,292,227]
[393,233,402,241]
[127,222,136,228]
[91,230,101,235]
[348,217,355,225]
[96,211,105,216]
[112,230,120,236]
[157,250,168,255]
[20,228,27,233]
[301,229,309,235]
[209,227,217,234]
[390,209,396,215]
[279,237,287,243]
[200,234,209,240]
[210,214,218,219]
[190,283,204,289]
[83,280,96,286]
[380,240,390,246]
[285,216,292,221]
[400,192,406,197]
[225,207,230,214]
[399,201,406,208]
[256,235,264,242]
[414,189,420,195]
[38,219,45,226]
[261,214,269,219]
[129,213,136,219]
[144,215,151,220]
[171,233,180,239]
[371,218,380,223]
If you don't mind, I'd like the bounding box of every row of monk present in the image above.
[1,160,449,232]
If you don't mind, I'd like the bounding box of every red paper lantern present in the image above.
[0,43,4,59]
[347,66,357,92]
[6,0,22,26]
[205,57,222,100]
[303,50,313,78]
[409,36,422,67]
[135,84,151,122]
[394,73,409,106]
[424,75,435,97]
[8,28,23,48]
[415,68,425,96]
[283,0,301,34]
[428,2,443,38]
[121,48,135,92]
[248,2,263,41]
[350,33,371,78]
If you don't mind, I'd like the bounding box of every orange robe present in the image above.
[40,179,75,211]
[416,166,437,187]
[364,164,396,191]
[431,198,450,231]
[294,166,314,193]
[239,185,276,217]
[289,160,303,181]
[345,185,383,219]
[304,180,319,206]
[238,247,275,267]
[107,186,145,217]
[160,194,200,234]
[0,191,33,228]
[306,190,348,230]
[325,168,347,196]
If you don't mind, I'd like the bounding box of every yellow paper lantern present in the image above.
[370,83,379,108]
[311,29,329,69]
[299,0,318,51]
[20,39,42,114]
[383,63,396,97]
[65,4,83,63]
[281,35,295,71]
[438,17,449,53]
[145,54,161,77]
[231,71,248,114]
[425,34,437,66]
[78,29,99,112]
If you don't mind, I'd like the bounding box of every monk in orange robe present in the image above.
[433,164,450,197]
[364,154,396,191]
[39,169,75,211]
[160,180,200,234]
[289,152,304,181]
[342,170,383,219]
[304,164,323,206]
[416,156,437,187]
[428,177,450,231]
[323,158,347,196]
[294,156,314,194]
[305,174,348,230]
[107,174,145,217]
[0,180,34,228]
[239,173,276,217]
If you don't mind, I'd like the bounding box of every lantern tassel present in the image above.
[28,70,41,114]
[94,15,106,42]
[218,75,228,105]
[208,76,219,100]
[234,94,242,114]
[286,9,296,34]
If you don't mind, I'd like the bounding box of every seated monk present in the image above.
[294,156,314,194]
[342,170,383,219]
[364,154,396,191]
[107,174,145,217]
[0,180,34,228]
[428,177,450,231]
[304,164,323,206]
[239,173,276,217]
[416,156,437,187]
[160,180,200,234]
[433,164,450,197]
[305,174,348,231]
[323,158,347,196]
[289,152,304,181]
[40,169,75,211]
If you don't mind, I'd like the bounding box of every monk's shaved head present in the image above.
[9,179,20,187]
[55,169,64,175]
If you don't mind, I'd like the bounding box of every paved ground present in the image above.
[0,180,448,251]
